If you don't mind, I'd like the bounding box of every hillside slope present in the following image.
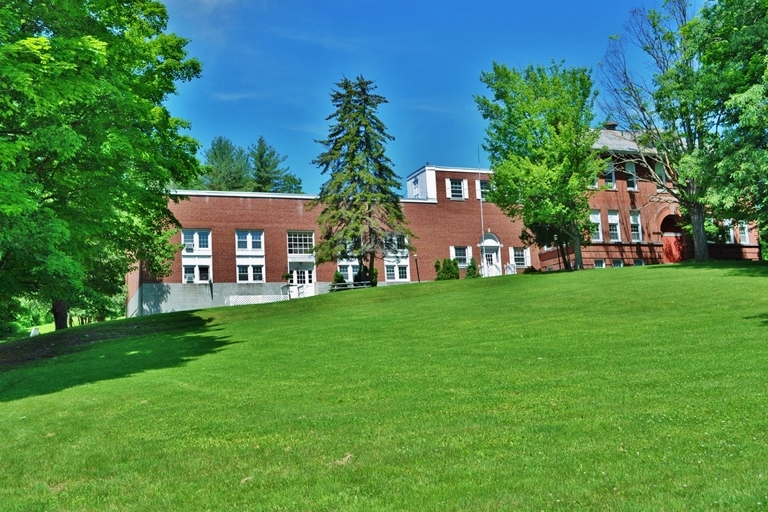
[2,262,768,510]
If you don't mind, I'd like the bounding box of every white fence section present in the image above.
[226,295,289,306]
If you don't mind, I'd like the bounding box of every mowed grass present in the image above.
[2,262,768,511]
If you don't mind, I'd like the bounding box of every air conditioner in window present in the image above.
[185,276,194,283]
[184,243,194,252]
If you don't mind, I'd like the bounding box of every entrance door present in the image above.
[288,262,316,297]
[481,247,501,277]
[479,233,502,277]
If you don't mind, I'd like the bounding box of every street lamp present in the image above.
[413,254,421,283]
[554,234,562,270]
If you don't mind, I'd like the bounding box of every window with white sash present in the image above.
[608,210,620,242]
[446,178,468,200]
[739,222,750,245]
[625,162,637,190]
[630,211,642,242]
[590,210,603,242]
[450,246,472,267]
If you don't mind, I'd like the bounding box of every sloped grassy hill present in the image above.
[2,262,768,510]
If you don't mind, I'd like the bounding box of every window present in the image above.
[612,259,624,268]
[411,178,420,198]
[450,246,471,267]
[630,211,642,242]
[183,264,212,283]
[385,264,409,282]
[236,230,263,251]
[198,265,210,281]
[287,231,314,254]
[184,266,195,283]
[608,210,621,242]
[237,264,264,282]
[181,229,211,253]
[724,221,735,244]
[513,247,527,267]
[449,179,464,199]
[740,222,750,244]
[590,210,603,242]
[634,259,645,266]
[594,259,605,269]
[603,163,616,189]
[655,162,666,191]
[476,180,490,199]
[454,247,467,266]
[625,162,637,190]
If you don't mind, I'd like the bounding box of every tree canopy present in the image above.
[198,136,302,193]
[0,0,202,329]
[311,75,412,282]
[597,0,767,260]
[476,62,604,270]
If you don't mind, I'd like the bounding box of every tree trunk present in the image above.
[570,223,584,270]
[689,202,709,261]
[52,299,69,331]
[558,243,572,270]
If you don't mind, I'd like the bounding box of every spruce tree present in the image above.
[312,75,412,283]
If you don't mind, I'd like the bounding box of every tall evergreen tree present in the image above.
[200,136,251,191]
[249,136,303,193]
[311,75,412,283]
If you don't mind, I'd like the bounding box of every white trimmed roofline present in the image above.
[405,165,491,181]
[171,189,318,200]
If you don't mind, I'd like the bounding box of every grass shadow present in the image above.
[0,312,234,402]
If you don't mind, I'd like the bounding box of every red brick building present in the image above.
[126,129,759,316]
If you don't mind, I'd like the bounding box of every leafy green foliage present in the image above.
[435,258,459,280]
[693,0,768,227]
[597,0,761,260]
[312,75,412,280]
[476,62,603,269]
[0,0,202,329]
[465,257,480,278]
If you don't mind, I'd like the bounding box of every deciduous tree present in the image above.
[311,75,412,282]
[600,0,719,261]
[693,0,768,227]
[476,62,604,270]
[0,0,201,329]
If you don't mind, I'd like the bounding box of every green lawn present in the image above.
[2,262,768,510]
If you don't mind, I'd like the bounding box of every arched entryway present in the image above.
[661,215,686,263]
[479,233,502,277]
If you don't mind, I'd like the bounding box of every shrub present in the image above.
[435,258,460,280]
[465,257,481,278]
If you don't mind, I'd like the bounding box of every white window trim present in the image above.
[608,210,621,243]
[510,247,531,267]
[594,259,605,269]
[739,221,750,245]
[182,229,212,254]
[630,211,642,242]
[446,178,468,200]
[612,259,624,268]
[449,245,472,267]
[603,163,616,190]
[625,162,638,191]
[235,230,265,254]
[590,210,603,242]
[183,263,212,284]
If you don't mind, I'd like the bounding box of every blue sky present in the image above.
[163,0,647,194]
